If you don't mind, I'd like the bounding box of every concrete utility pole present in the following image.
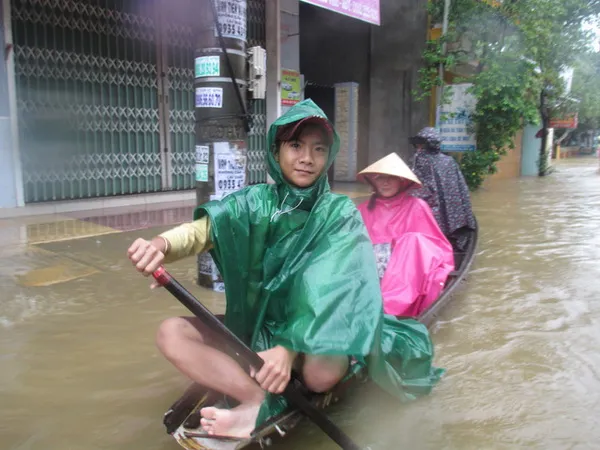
[194,0,248,290]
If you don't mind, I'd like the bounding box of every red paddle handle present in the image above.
[152,266,171,286]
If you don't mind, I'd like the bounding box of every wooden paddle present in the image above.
[152,266,364,450]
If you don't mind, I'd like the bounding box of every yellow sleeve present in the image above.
[159,216,213,263]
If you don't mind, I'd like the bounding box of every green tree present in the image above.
[571,51,600,132]
[512,0,600,174]
[417,0,600,187]
[550,51,600,150]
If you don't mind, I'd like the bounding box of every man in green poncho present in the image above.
[127,99,443,440]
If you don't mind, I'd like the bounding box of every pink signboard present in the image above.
[300,0,380,26]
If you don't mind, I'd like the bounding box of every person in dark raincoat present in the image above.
[410,127,477,251]
[127,100,443,441]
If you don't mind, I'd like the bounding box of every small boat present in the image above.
[161,221,479,450]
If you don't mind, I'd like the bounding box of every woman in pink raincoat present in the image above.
[357,153,455,317]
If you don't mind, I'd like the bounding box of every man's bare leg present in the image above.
[302,355,349,393]
[156,316,264,438]
[198,354,349,436]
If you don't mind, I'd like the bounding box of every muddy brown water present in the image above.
[1,158,599,449]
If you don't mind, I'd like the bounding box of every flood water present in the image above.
[1,158,599,450]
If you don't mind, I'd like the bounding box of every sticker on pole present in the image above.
[198,253,213,276]
[195,56,220,78]
[214,141,246,197]
[214,0,247,41]
[196,145,210,163]
[195,163,209,182]
[195,87,223,108]
[198,253,225,292]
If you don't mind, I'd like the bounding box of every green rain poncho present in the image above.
[195,99,444,424]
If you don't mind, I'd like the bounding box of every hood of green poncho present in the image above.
[266,99,341,204]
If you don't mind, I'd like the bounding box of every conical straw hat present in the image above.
[357,152,422,186]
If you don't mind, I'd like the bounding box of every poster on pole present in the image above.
[195,163,208,182]
[195,56,220,78]
[198,253,213,276]
[213,141,247,198]
[195,87,223,108]
[198,253,225,292]
[195,145,210,164]
[200,140,247,293]
[438,83,477,152]
[214,0,247,41]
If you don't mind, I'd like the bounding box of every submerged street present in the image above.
[1,157,599,450]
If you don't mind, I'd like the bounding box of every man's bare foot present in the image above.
[200,402,261,438]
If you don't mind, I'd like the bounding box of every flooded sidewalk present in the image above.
[0,181,371,321]
[1,162,599,450]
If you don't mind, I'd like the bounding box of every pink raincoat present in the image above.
[358,193,455,317]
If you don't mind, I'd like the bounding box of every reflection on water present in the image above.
[1,159,599,449]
